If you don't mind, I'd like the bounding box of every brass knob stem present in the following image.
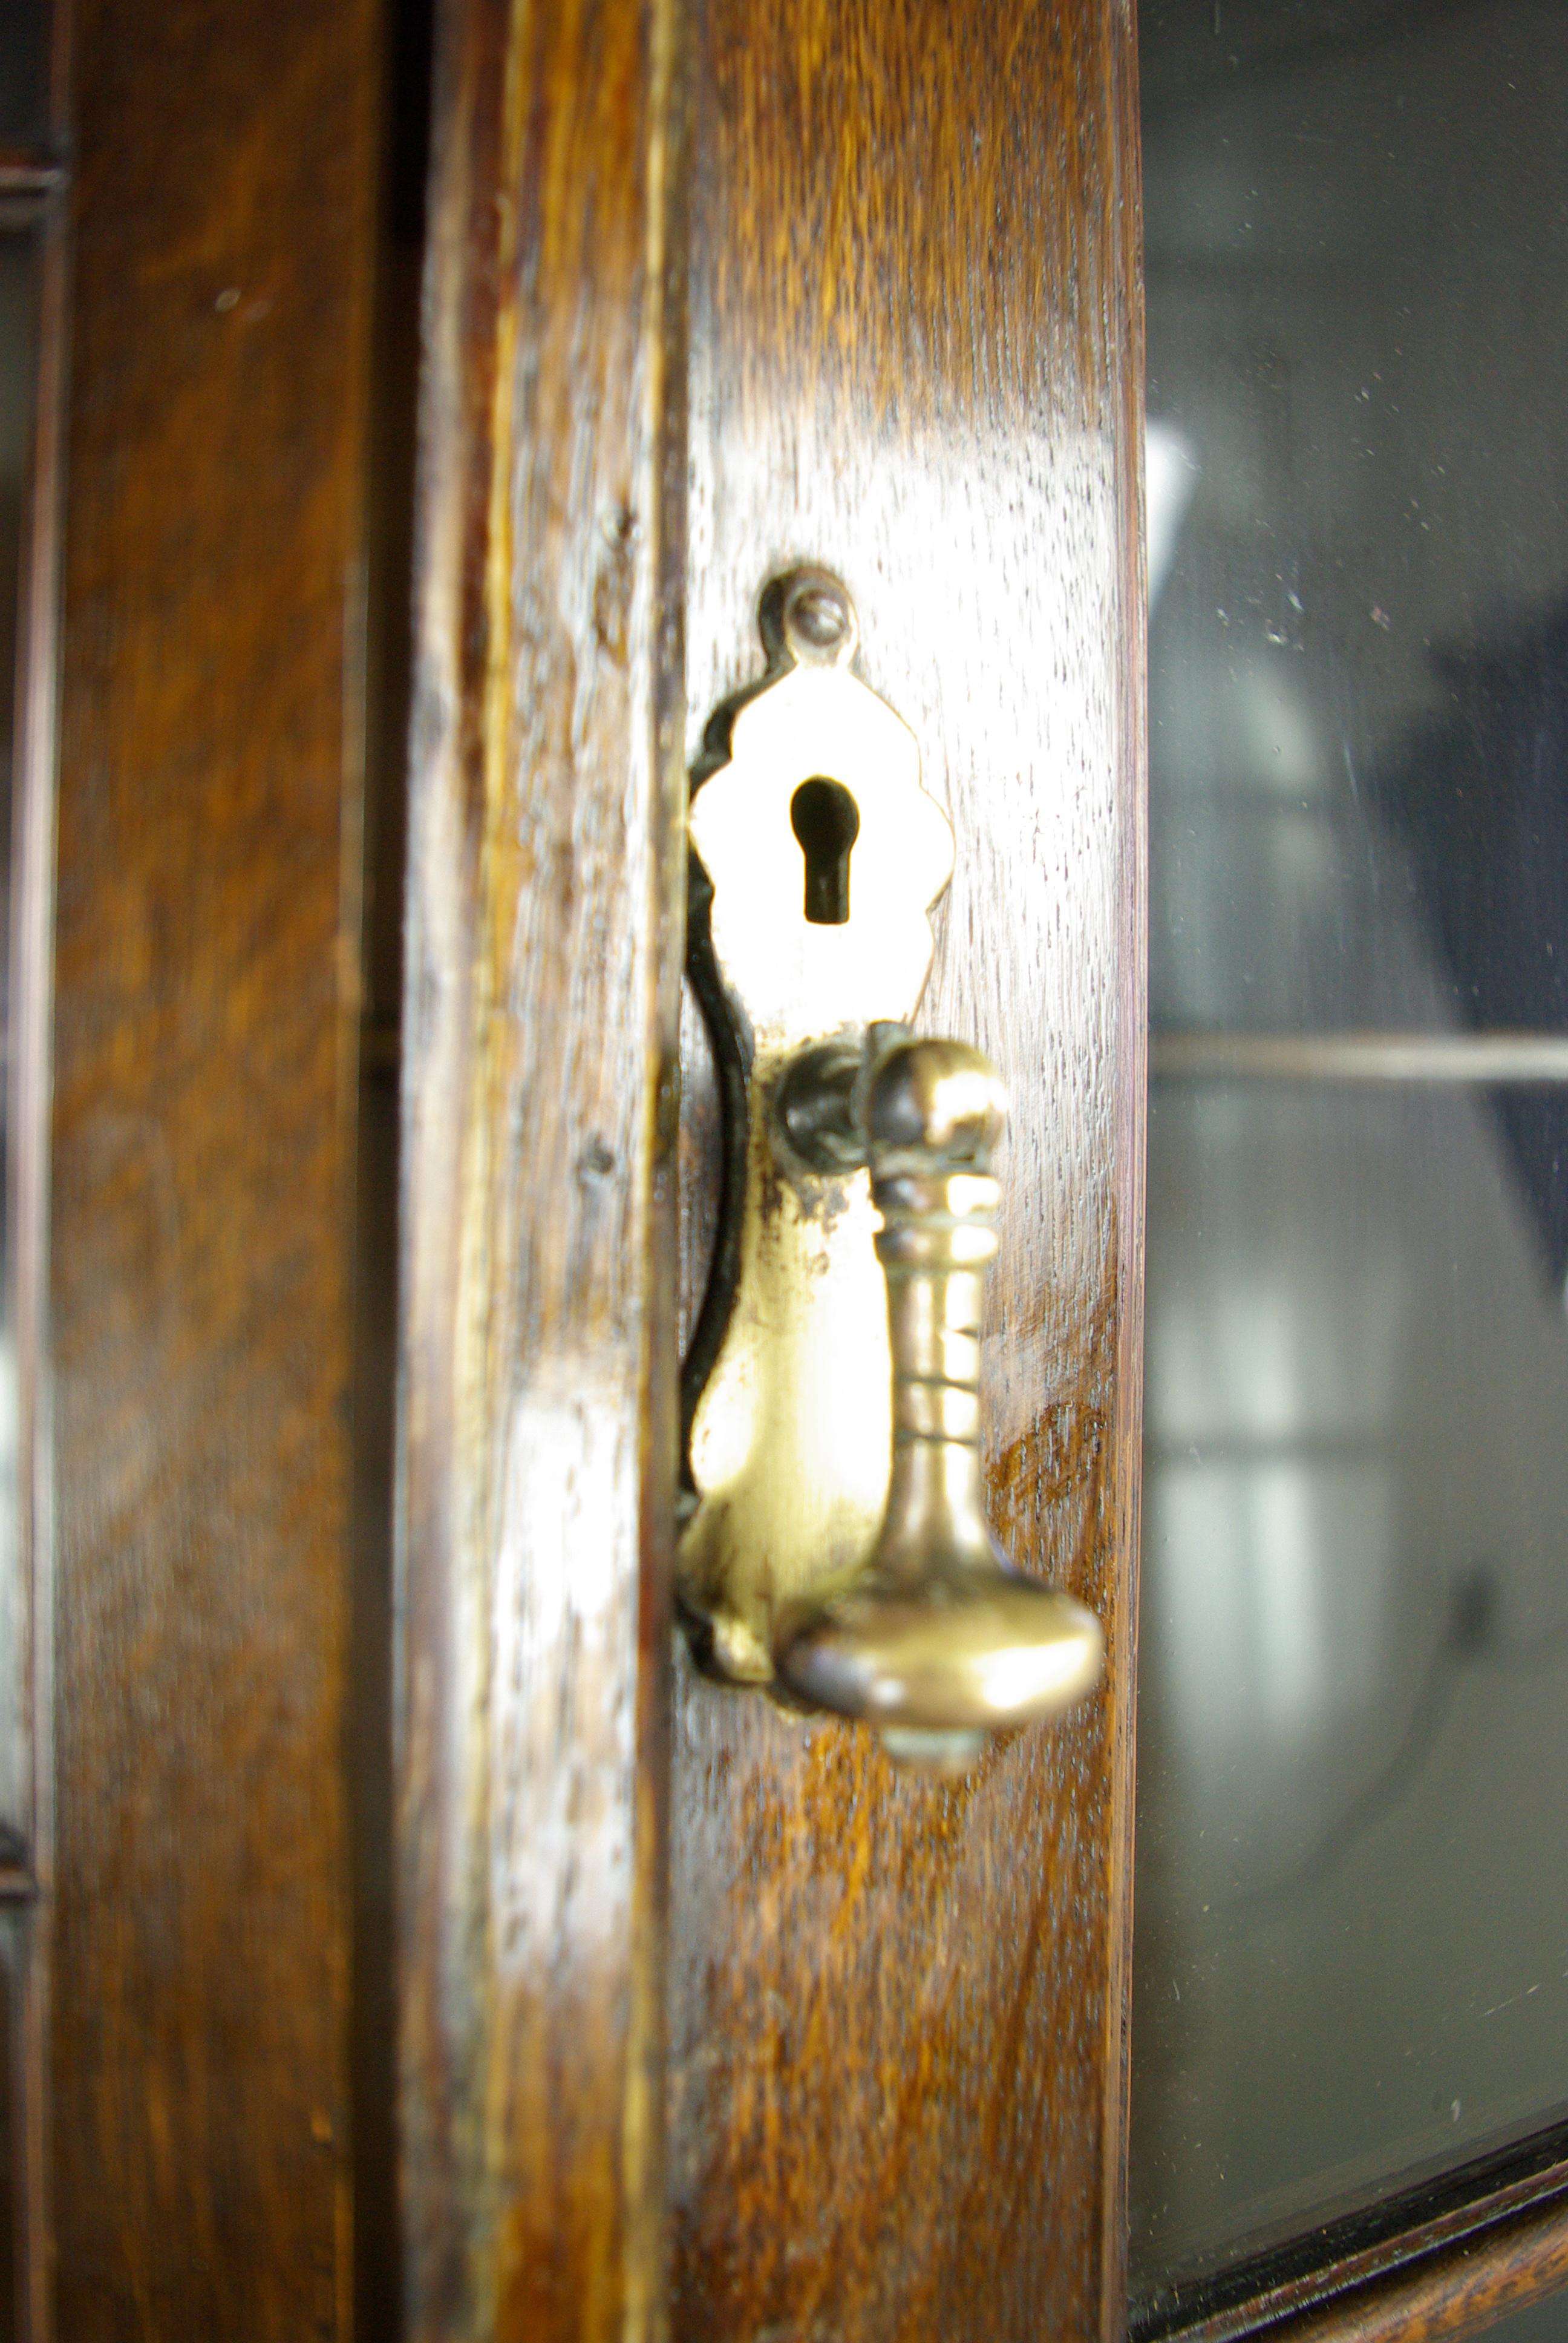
[874,1168,994,1588]
[774,1037,1103,1772]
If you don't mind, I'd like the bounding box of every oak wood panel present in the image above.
[48,0,380,2327]
[667,4,1146,2340]
[394,0,685,2336]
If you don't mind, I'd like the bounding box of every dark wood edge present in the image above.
[360,1017,399,1073]
[11,157,70,2343]
[0,1868,37,1903]
[11,5,74,2334]
[13,192,68,2343]
[1134,2127,1568,2343]
[1103,0,1149,2328]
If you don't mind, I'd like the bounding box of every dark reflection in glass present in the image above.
[0,4,45,145]
[0,1913,19,2341]
[1478,2287,1568,2341]
[1145,1,1568,1045]
[0,239,36,1856]
[1132,0,1568,2297]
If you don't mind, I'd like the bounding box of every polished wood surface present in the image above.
[48,0,380,2327]
[667,2,1146,2338]
[395,0,685,2335]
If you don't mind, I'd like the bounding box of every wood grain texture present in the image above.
[48,0,380,2327]
[667,4,1145,2341]
[394,0,685,2336]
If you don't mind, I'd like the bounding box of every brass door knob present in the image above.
[678,568,1103,1774]
[773,1036,1102,1771]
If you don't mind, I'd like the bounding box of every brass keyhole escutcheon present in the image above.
[679,568,1102,1775]
[790,776,860,925]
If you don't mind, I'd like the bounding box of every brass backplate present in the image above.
[679,575,954,1686]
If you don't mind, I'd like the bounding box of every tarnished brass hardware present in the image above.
[774,1036,1103,1773]
[679,570,1102,1773]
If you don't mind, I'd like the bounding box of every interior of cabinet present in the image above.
[1131,2,1568,2332]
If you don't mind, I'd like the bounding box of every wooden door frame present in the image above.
[18,0,386,2330]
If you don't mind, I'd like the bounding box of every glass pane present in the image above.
[1144,0,1568,1043]
[0,3,46,145]
[1135,1081,1568,2280]
[1480,2290,1568,2342]
[0,1912,21,2342]
[1132,0,1568,2302]
[0,237,36,1856]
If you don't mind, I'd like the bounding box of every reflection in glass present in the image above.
[1137,1084,1568,2279]
[1132,0,1568,2299]
[0,4,45,146]
[0,1914,17,2339]
[1478,2287,1568,2342]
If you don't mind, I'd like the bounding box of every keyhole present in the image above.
[790,777,861,925]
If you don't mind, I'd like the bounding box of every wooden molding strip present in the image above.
[0,143,68,209]
[1269,2186,1568,2343]
[379,1027,1568,1090]
[1138,2132,1568,2343]
[1151,1031,1568,1083]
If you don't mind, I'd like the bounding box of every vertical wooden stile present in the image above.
[48,0,383,2331]
[666,4,1146,2338]
[396,0,687,2335]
